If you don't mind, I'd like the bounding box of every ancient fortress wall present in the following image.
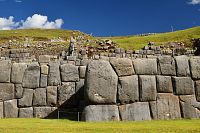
[0,55,200,121]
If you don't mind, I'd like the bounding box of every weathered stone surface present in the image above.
[0,102,3,118]
[18,89,33,107]
[33,88,46,106]
[76,79,85,93]
[15,84,23,99]
[156,76,173,93]
[133,58,157,75]
[79,66,86,78]
[39,55,51,63]
[190,57,200,79]
[48,62,61,86]
[0,83,14,101]
[11,63,27,83]
[195,80,200,102]
[34,107,57,118]
[85,60,118,104]
[175,56,190,77]
[82,105,120,121]
[172,77,194,95]
[47,86,57,106]
[0,60,11,83]
[118,75,139,104]
[22,63,40,88]
[41,64,49,75]
[40,74,47,88]
[4,99,18,118]
[58,82,75,106]
[110,58,135,76]
[19,107,33,118]
[60,64,79,82]
[139,75,156,102]
[119,102,151,121]
[158,56,176,76]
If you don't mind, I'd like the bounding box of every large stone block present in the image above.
[82,105,120,121]
[34,107,57,118]
[175,56,190,77]
[18,89,33,107]
[158,56,176,76]
[48,62,61,86]
[0,83,14,101]
[172,77,194,95]
[110,58,135,77]
[19,107,33,118]
[33,88,46,106]
[41,64,49,75]
[190,57,200,79]
[139,75,157,102]
[60,64,79,82]
[47,86,57,106]
[118,75,139,104]
[85,60,118,104]
[156,76,173,93]
[76,79,85,100]
[39,55,51,63]
[0,60,11,83]
[0,102,3,118]
[195,80,200,102]
[79,66,86,78]
[22,63,40,88]
[40,74,47,88]
[133,58,157,75]
[119,102,151,121]
[15,84,24,99]
[11,63,27,83]
[4,99,18,118]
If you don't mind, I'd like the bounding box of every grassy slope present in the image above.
[0,119,200,133]
[102,26,200,50]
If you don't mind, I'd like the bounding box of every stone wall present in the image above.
[0,55,200,122]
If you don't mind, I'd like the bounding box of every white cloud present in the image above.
[0,14,64,30]
[15,0,22,3]
[188,0,200,5]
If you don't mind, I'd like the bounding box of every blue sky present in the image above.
[0,0,200,36]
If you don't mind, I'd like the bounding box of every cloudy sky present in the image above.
[0,0,200,36]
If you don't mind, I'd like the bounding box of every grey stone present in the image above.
[76,79,85,93]
[15,84,23,99]
[156,76,173,93]
[85,60,118,104]
[0,83,14,101]
[19,107,33,118]
[82,105,120,122]
[47,86,57,106]
[39,55,51,63]
[172,77,194,95]
[60,64,79,82]
[158,56,176,76]
[195,80,200,102]
[4,99,18,118]
[0,60,11,83]
[119,102,151,121]
[40,74,47,88]
[190,57,200,79]
[79,66,86,78]
[48,62,61,86]
[18,89,33,107]
[34,107,57,118]
[41,64,49,75]
[118,75,139,104]
[133,58,157,75]
[22,63,40,88]
[175,56,190,77]
[0,102,3,118]
[110,58,135,77]
[33,88,46,106]
[11,63,27,83]
[139,75,157,102]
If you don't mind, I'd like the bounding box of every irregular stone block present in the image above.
[34,107,57,118]
[22,63,40,88]
[175,56,190,77]
[139,75,156,101]
[172,77,194,95]
[110,58,135,77]
[18,89,33,107]
[0,60,11,83]
[118,75,139,104]
[156,76,173,93]
[40,74,47,88]
[4,99,18,118]
[85,60,118,104]
[33,88,46,106]
[0,83,14,101]
[76,79,85,93]
[195,80,200,102]
[41,64,49,75]
[39,55,51,63]
[0,102,3,118]
[82,105,120,121]
[190,57,200,79]
[19,107,33,118]
[79,66,86,78]
[11,63,27,83]
[60,64,79,82]
[15,84,24,99]
[119,102,151,121]
[133,58,157,75]
[158,56,176,76]
[47,86,57,106]
[48,62,61,86]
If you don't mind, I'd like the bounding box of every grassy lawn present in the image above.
[0,119,199,133]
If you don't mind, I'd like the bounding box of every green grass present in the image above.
[0,119,200,133]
